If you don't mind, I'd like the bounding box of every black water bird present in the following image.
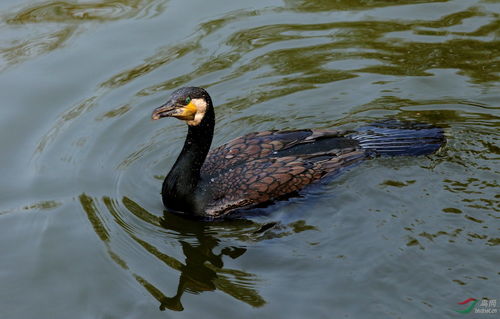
[152,87,445,218]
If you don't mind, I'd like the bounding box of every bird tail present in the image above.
[350,120,446,156]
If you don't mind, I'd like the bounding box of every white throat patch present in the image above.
[187,98,207,126]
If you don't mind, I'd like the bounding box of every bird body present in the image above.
[152,87,445,218]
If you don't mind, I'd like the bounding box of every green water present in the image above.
[0,0,499,318]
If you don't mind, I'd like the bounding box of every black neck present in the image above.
[162,107,215,212]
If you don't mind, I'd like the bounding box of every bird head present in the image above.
[152,87,211,126]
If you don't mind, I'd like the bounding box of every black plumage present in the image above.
[152,87,445,218]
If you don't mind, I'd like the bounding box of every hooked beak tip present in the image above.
[151,102,176,120]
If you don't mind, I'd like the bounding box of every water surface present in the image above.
[0,0,499,318]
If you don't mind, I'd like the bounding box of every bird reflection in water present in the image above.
[155,214,250,311]
[79,194,266,311]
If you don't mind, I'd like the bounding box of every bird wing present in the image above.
[203,148,365,217]
[201,129,345,177]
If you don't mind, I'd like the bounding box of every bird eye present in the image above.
[185,97,191,104]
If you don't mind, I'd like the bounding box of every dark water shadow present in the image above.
[155,216,251,311]
[283,0,449,12]
[79,193,298,311]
